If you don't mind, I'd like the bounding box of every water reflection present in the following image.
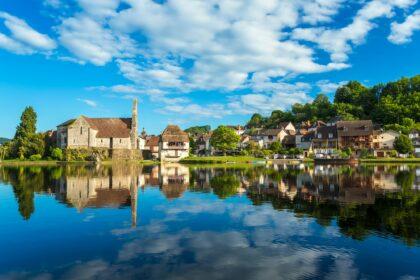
[0,163,419,279]
[0,163,418,245]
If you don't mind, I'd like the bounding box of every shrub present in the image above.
[29,154,42,161]
[50,148,63,160]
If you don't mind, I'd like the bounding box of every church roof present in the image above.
[58,116,133,138]
[84,117,132,138]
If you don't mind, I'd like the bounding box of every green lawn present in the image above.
[359,158,420,163]
[180,156,265,164]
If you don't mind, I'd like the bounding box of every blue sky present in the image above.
[0,0,419,138]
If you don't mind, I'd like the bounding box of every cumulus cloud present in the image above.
[0,12,56,54]
[316,80,348,93]
[388,10,420,44]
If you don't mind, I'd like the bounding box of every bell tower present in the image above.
[131,99,138,149]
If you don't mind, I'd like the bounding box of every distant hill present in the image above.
[0,137,11,145]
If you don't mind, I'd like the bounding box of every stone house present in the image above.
[56,99,139,158]
[253,128,289,148]
[296,130,315,157]
[144,136,160,159]
[195,133,212,155]
[372,130,399,157]
[159,125,190,162]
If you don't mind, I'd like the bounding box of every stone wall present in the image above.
[110,149,142,160]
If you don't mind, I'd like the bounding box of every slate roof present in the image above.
[336,120,373,137]
[314,126,338,139]
[161,125,189,142]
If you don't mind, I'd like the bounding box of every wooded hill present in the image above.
[246,75,420,130]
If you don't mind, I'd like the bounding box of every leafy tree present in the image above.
[246,113,265,128]
[210,126,240,155]
[14,107,37,139]
[210,174,240,199]
[269,141,284,154]
[394,135,414,154]
[185,125,211,136]
[50,148,63,160]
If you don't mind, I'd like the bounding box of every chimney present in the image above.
[131,99,138,149]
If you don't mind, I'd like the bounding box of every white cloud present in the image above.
[292,0,418,63]
[0,12,56,53]
[388,10,420,44]
[316,80,348,93]
[77,98,97,107]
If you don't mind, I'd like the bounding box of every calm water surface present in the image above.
[0,163,419,280]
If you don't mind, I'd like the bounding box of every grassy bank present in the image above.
[0,159,159,166]
[180,156,265,164]
[359,158,420,163]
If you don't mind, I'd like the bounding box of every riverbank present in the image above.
[359,158,420,163]
[180,156,265,164]
[0,159,159,166]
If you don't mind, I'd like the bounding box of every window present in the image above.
[328,133,333,139]
[80,127,83,135]
[318,133,322,139]
[119,139,122,143]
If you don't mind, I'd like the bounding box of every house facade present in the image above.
[336,120,374,154]
[312,126,338,156]
[159,125,190,162]
[373,130,399,157]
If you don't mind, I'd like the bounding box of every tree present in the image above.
[394,135,414,154]
[269,141,283,154]
[210,174,240,199]
[246,113,265,128]
[14,107,37,140]
[210,126,240,155]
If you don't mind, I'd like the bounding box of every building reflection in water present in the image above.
[0,163,418,243]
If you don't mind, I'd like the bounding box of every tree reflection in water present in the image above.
[0,163,418,245]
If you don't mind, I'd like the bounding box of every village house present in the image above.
[226,125,245,136]
[312,125,338,156]
[56,99,140,159]
[159,125,190,162]
[195,133,212,155]
[409,129,420,157]
[372,130,400,157]
[253,128,289,148]
[336,120,374,155]
[296,130,315,157]
[277,122,296,133]
[144,136,160,159]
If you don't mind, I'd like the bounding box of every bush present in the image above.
[50,148,63,160]
[394,135,414,154]
[29,154,42,161]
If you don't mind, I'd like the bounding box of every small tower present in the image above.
[131,99,138,149]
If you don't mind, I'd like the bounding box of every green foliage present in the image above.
[185,125,211,136]
[246,113,266,128]
[245,75,420,128]
[210,126,240,154]
[210,174,240,199]
[50,148,63,161]
[29,154,42,161]
[394,135,414,154]
[14,106,37,139]
[269,141,283,154]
